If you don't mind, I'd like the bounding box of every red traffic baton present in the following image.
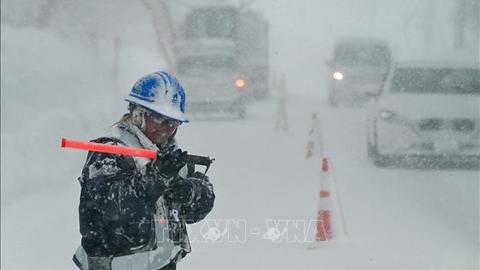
[61,138,157,159]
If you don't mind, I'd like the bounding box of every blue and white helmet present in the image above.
[125,71,188,123]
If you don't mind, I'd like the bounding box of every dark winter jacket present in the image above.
[75,125,215,267]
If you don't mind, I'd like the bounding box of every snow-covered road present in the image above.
[179,97,479,270]
[3,95,478,270]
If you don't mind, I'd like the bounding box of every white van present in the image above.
[327,38,391,106]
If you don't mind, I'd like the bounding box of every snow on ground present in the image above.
[3,96,479,270]
[2,26,479,270]
[178,98,479,270]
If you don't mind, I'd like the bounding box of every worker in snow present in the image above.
[73,71,215,270]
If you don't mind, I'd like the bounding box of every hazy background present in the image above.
[2,0,478,98]
[255,0,478,95]
[1,1,479,269]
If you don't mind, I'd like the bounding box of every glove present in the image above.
[151,149,188,177]
[190,171,209,181]
[165,176,195,204]
[165,172,210,204]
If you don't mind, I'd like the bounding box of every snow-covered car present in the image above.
[366,62,480,167]
[327,38,391,106]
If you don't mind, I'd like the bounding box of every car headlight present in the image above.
[332,71,344,80]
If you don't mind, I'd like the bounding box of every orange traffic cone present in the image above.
[310,158,348,247]
[315,189,333,241]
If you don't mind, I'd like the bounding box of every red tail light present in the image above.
[235,78,246,90]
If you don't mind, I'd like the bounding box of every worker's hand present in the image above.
[151,149,188,177]
[190,171,210,181]
[165,176,195,204]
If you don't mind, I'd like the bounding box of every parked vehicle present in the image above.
[366,62,480,168]
[327,38,391,106]
[167,2,270,118]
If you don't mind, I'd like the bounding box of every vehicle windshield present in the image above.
[390,68,480,94]
[185,8,237,39]
[334,43,391,66]
[177,55,236,74]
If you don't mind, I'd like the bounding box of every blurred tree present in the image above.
[34,0,61,28]
[454,0,479,48]
[1,0,59,28]
[141,0,177,71]
[455,0,467,48]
